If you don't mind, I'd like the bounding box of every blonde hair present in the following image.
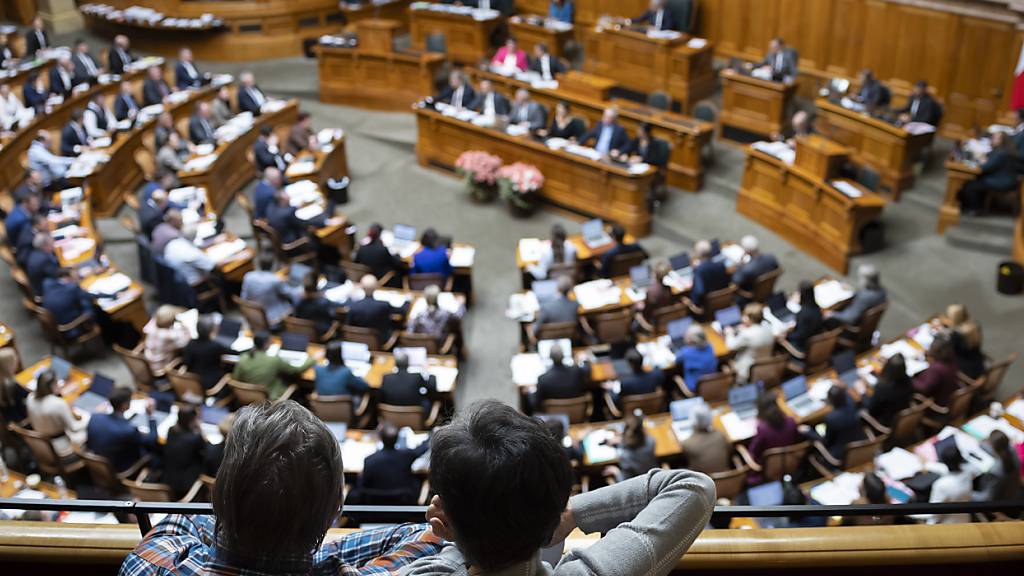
[946,304,969,327]
[155,305,178,329]
[0,348,18,380]
[958,321,982,350]
[743,303,764,324]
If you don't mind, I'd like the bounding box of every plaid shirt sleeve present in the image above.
[119,514,212,576]
[325,523,445,576]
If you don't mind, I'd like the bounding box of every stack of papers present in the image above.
[205,239,248,264]
[963,415,1024,444]
[635,336,676,370]
[510,353,545,386]
[628,163,651,174]
[752,140,795,165]
[875,447,922,479]
[810,472,864,505]
[813,279,853,309]
[582,429,619,464]
[184,154,217,172]
[325,281,355,304]
[429,365,458,393]
[518,238,545,262]
[57,237,95,261]
[908,323,936,350]
[719,411,756,441]
[87,273,132,295]
[506,292,539,321]
[295,204,324,221]
[687,37,708,49]
[832,180,863,199]
[409,292,463,318]
[573,279,621,310]
[449,246,475,267]
[340,438,381,473]
[374,289,412,308]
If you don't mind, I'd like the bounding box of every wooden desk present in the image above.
[16,356,94,402]
[0,322,14,356]
[570,413,680,467]
[416,107,655,235]
[937,160,982,234]
[317,45,446,111]
[178,100,300,213]
[508,18,573,59]
[574,0,650,27]
[815,98,935,201]
[515,231,637,270]
[737,147,886,274]
[719,69,795,140]
[342,0,412,30]
[0,59,53,92]
[467,68,713,191]
[285,132,351,190]
[409,7,503,64]
[582,26,714,113]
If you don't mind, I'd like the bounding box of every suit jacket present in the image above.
[690,259,730,306]
[252,180,277,220]
[787,304,823,351]
[42,279,94,326]
[580,122,629,153]
[761,48,799,81]
[182,338,230,390]
[831,287,886,325]
[188,113,216,145]
[681,429,732,474]
[359,445,429,501]
[347,296,400,340]
[294,296,337,334]
[86,412,157,472]
[175,61,203,89]
[211,97,233,127]
[634,7,677,31]
[238,85,267,115]
[536,295,579,326]
[536,364,587,405]
[72,52,101,85]
[857,80,883,108]
[265,202,308,245]
[865,376,913,428]
[253,138,287,172]
[5,205,33,252]
[379,369,436,407]
[897,93,942,125]
[621,137,670,167]
[355,240,403,280]
[25,249,59,295]
[822,399,867,461]
[619,370,663,398]
[286,124,312,156]
[143,77,170,106]
[470,91,511,116]
[510,101,547,129]
[60,121,87,156]
[48,66,73,97]
[529,54,567,79]
[438,84,476,109]
[731,253,779,292]
[977,148,1018,191]
[26,29,49,57]
[598,242,648,278]
[548,116,586,140]
[138,199,166,239]
[240,270,299,326]
[23,81,47,112]
[162,429,207,498]
[108,46,134,75]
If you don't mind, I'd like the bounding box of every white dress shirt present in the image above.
[0,93,32,131]
[654,9,664,30]
[164,237,215,285]
[83,103,113,139]
[452,85,465,108]
[528,240,577,280]
[929,470,973,524]
[540,55,553,80]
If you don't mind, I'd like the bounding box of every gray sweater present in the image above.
[398,468,715,576]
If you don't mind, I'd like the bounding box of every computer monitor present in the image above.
[629,264,652,288]
[715,305,743,328]
[781,375,808,401]
[581,219,605,242]
[747,480,785,506]
[832,350,858,385]
[669,251,691,271]
[393,224,417,242]
[667,317,694,344]
[50,357,72,381]
[531,279,559,302]
[280,332,310,352]
[670,398,705,422]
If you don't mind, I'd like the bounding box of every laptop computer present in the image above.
[669,251,691,272]
[341,341,371,363]
[278,332,310,366]
[391,224,418,250]
[71,373,115,413]
[201,405,231,426]
[629,264,652,289]
[531,278,559,303]
[747,480,785,506]
[767,292,795,323]
[50,356,72,381]
[581,219,612,248]
[729,381,763,420]
[669,397,706,441]
[832,350,859,386]
[782,375,824,417]
[715,305,743,329]
[666,317,694,349]
[214,318,242,348]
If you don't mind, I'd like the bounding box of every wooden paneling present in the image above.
[317,47,445,111]
[574,0,649,26]
[408,9,503,64]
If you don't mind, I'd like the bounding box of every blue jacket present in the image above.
[412,245,453,277]
[691,260,729,307]
[676,344,718,392]
[314,365,370,397]
[25,249,60,295]
[253,180,277,220]
[42,278,94,326]
[5,205,32,250]
[86,412,157,472]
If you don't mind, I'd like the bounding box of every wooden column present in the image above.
[35,0,81,35]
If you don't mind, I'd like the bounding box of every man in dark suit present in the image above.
[60,109,89,156]
[266,189,314,245]
[354,224,404,283]
[630,0,677,31]
[470,80,510,117]
[815,386,867,461]
[828,264,887,326]
[5,189,40,253]
[580,108,629,158]
[108,34,134,75]
[896,80,942,126]
[72,39,102,86]
[854,69,884,109]
[731,235,779,297]
[0,33,16,68]
[48,55,74,97]
[24,233,60,295]
[689,239,729,308]
[237,71,268,115]
[142,65,171,106]
[535,274,579,329]
[346,275,404,341]
[252,167,282,220]
[113,80,140,121]
[614,349,664,409]
[14,213,47,267]
[378,351,437,411]
[41,268,96,336]
[619,123,670,167]
[139,188,171,239]
[253,125,287,172]
[174,47,206,90]
[188,101,216,145]
[533,346,588,412]
[598,224,648,278]
[509,89,547,130]
[528,43,566,81]
[25,16,49,57]
[758,37,798,82]
[86,387,158,472]
[352,422,429,504]
[436,71,475,110]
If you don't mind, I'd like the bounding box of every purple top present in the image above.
[749,416,802,465]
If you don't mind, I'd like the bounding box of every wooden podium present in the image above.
[356,19,402,53]
[317,44,446,111]
[409,8,503,64]
[719,68,795,140]
[794,135,850,180]
[936,160,982,234]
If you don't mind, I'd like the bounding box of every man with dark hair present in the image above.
[232,332,314,400]
[597,224,647,277]
[533,346,588,413]
[252,166,283,220]
[253,125,287,172]
[352,422,429,505]
[405,400,714,575]
[379,351,436,411]
[121,401,443,574]
[614,348,664,408]
[354,223,404,282]
[42,268,96,338]
[240,253,300,327]
[60,108,89,156]
[87,387,157,472]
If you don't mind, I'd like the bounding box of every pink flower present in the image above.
[497,162,545,194]
[455,151,503,185]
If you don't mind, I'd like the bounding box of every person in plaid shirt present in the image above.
[120,401,443,576]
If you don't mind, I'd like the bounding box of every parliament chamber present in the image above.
[0,0,1023,574]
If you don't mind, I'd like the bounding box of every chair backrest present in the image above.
[253,219,284,254]
[750,267,784,303]
[843,433,887,469]
[135,234,157,286]
[605,250,647,278]
[154,255,199,308]
[710,464,748,500]
[749,355,788,389]
[378,403,425,429]
[340,260,373,283]
[12,268,37,301]
[283,316,321,342]
[426,33,447,53]
[944,385,975,424]
[114,344,156,389]
[309,393,355,424]
[652,302,689,333]
[978,353,1017,400]
[228,378,270,405]
[125,479,175,502]
[697,371,734,404]
[622,389,667,415]
[852,302,887,352]
[588,308,632,344]
[704,286,737,317]
[760,441,810,482]
[646,91,672,111]
[10,424,64,476]
[77,448,123,493]
[803,328,842,373]
[342,324,383,351]
[541,395,592,424]
[693,102,717,123]
[889,400,930,446]
[167,371,205,403]
[23,298,62,345]
[534,320,577,343]
[407,272,447,292]
[397,332,440,355]
[233,295,271,333]
[547,261,580,284]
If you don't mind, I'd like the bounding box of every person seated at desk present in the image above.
[27,369,87,458]
[675,325,718,394]
[83,93,114,140]
[253,166,282,220]
[240,253,300,327]
[86,387,158,473]
[748,391,802,481]
[233,331,314,400]
[293,273,338,335]
[151,208,183,254]
[731,235,779,298]
[23,73,48,114]
[138,188,171,240]
[142,65,171,107]
[355,223,405,282]
[315,341,370,398]
[637,260,674,324]
[188,101,217,146]
[492,37,528,73]
[113,80,140,122]
[510,89,548,130]
[25,16,49,58]
[0,349,28,426]
[0,32,15,69]
[775,110,814,145]
[896,80,942,126]
[527,223,577,281]
[12,168,48,209]
[533,345,588,412]
[175,47,207,90]
[266,189,322,245]
[862,353,913,428]
[379,350,437,411]
[689,239,729,308]
[408,284,460,346]
[286,111,316,157]
[412,227,453,278]
[437,70,475,110]
[351,422,429,505]
[945,304,985,380]
[162,406,209,499]
[724,303,774,384]
[42,268,96,337]
[347,274,404,342]
[154,111,181,149]
[958,131,1017,216]
[597,224,648,278]
[529,43,566,81]
[811,385,866,462]
[613,349,664,409]
[237,71,268,115]
[28,131,74,191]
[603,411,658,483]
[182,315,231,392]
[253,124,288,172]
[845,473,896,526]
[618,123,669,168]
[211,85,233,128]
[164,224,216,285]
[535,274,579,328]
[470,79,511,117]
[627,0,677,32]
[24,233,60,295]
[548,0,574,23]
[5,191,41,252]
[156,131,189,177]
[144,305,192,374]
[0,83,33,132]
[681,404,732,475]
[580,107,629,159]
[913,334,959,408]
[853,69,886,110]
[72,38,102,86]
[928,442,972,524]
[107,34,134,75]
[973,430,1022,503]
[753,37,798,83]
[826,263,886,327]
[538,100,586,141]
[48,55,74,98]
[60,108,89,156]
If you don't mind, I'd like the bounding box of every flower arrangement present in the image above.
[455,150,502,201]
[497,162,545,213]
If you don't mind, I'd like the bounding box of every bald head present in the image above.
[424,284,441,308]
[694,240,711,259]
[740,235,759,255]
[361,274,379,296]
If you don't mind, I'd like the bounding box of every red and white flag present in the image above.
[1012,41,1024,109]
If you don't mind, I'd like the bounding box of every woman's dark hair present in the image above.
[551,224,567,264]
[34,369,56,400]
[757,391,786,429]
[863,472,887,504]
[827,385,847,408]
[798,280,818,309]
[421,227,439,249]
[213,401,344,565]
[622,410,647,450]
[429,400,573,572]
[989,430,1014,475]
[324,342,344,367]
[626,348,644,375]
[174,406,198,435]
[878,353,910,390]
